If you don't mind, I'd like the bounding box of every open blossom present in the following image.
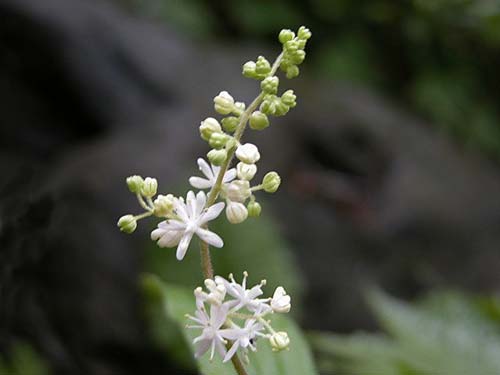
[221,319,266,362]
[189,158,236,189]
[187,304,229,360]
[215,272,270,313]
[151,191,224,260]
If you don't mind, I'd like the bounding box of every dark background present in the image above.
[2,0,500,373]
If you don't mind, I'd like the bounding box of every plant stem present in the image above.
[198,51,284,375]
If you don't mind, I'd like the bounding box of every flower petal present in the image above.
[189,176,212,189]
[195,191,207,217]
[196,228,223,248]
[174,198,189,222]
[198,158,213,179]
[223,168,237,183]
[223,341,240,363]
[158,230,183,248]
[194,339,211,359]
[150,228,166,241]
[176,232,194,260]
[201,202,225,223]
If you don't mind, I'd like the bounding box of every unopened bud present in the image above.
[226,180,251,202]
[255,56,271,75]
[221,116,239,133]
[242,61,257,78]
[271,286,291,313]
[249,111,270,130]
[214,91,234,115]
[207,149,227,166]
[237,162,257,181]
[273,100,290,117]
[284,40,299,53]
[290,50,306,65]
[236,143,261,164]
[262,172,281,193]
[297,26,312,40]
[200,117,222,141]
[247,201,262,217]
[281,90,297,108]
[260,76,279,95]
[286,65,300,79]
[126,175,144,193]
[226,201,248,224]
[269,331,290,351]
[153,194,174,216]
[279,29,295,44]
[232,101,246,116]
[117,214,137,234]
[209,132,230,150]
[141,177,158,198]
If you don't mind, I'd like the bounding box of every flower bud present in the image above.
[200,117,222,141]
[286,65,300,79]
[209,132,230,150]
[242,61,257,78]
[260,76,279,95]
[126,175,144,193]
[247,201,262,217]
[284,40,299,53]
[117,214,137,234]
[221,116,239,133]
[214,91,234,115]
[226,201,248,224]
[232,101,246,116]
[255,56,271,75]
[207,149,227,166]
[226,180,251,202]
[204,279,226,305]
[249,111,269,130]
[271,286,291,313]
[236,143,261,164]
[297,26,312,40]
[273,100,290,117]
[269,331,290,352]
[290,50,306,65]
[153,194,174,216]
[281,90,297,108]
[279,29,295,44]
[141,177,158,197]
[237,162,257,180]
[262,172,281,193]
[260,97,277,116]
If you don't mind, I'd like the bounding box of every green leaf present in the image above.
[142,274,318,375]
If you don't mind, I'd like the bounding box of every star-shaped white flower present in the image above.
[220,319,265,363]
[189,158,236,189]
[215,272,270,313]
[151,191,224,260]
[187,304,229,361]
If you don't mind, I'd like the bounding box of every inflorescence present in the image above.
[117,26,311,365]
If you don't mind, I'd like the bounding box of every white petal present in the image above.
[189,176,212,189]
[196,228,223,248]
[176,232,194,260]
[201,202,225,222]
[194,339,211,359]
[159,220,186,231]
[223,341,240,363]
[158,230,183,248]
[195,191,207,217]
[151,228,166,241]
[220,328,243,341]
[174,199,189,222]
[223,168,237,183]
[198,158,214,179]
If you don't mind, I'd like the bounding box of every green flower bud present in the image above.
[260,76,279,95]
[279,29,295,44]
[221,116,239,133]
[284,40,299,54]
[273,100,290,117]
[141,177,158,198]
[209,132,230,149]
[290,50,306,65]
[297,26,312,40]
[126,175,144,193]
[280,58,291,73]
[260,95,280,116]
[262,171,281,193]
[207,149,227,166]
[255,56,271,75]
[214,91,234,115]
[200,117,222,141]
[117,214,137,234]
[247,201,262,217]
[242,61,257,78]
[232,101,246,116]
[286,65,300,79]
[297,38,307,49]
[281,90,297,108]
[249,110,270,130]
[153,194,174,216]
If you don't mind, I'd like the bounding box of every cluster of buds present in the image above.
[187,272,292,363]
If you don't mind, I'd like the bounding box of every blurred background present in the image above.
[2,0,500,374]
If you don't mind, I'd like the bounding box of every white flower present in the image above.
[187,304,229,361]
[226,201,248,224]
[215,272,270,313]
[271,286,291,313]
[221,319,265,362]
[236,143,261,164]
[214,91,235,115]
[195,279,227,306]
[237,162,257,181]
[189,158,236,190]
[269,331,290,351]
[226,180,251,203]
[151,191,224,260]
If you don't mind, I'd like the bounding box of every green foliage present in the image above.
[144,211,304,313]
[0,343,49,375]
[142,274,318,375]
[310,289,500,375]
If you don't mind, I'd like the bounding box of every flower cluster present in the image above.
[187,272,292,363]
